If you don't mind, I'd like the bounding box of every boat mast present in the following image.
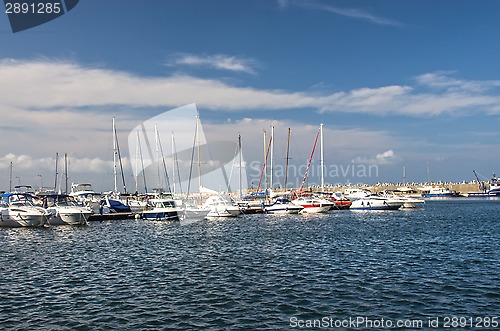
[320,123,324,192]
[9,162,12,192]
[113,117,118,192]
[187,114,199,197]
[263,130,267,189]
[284,128,291,190]
[155,125,161,190]
[171,132,176,195]
[270,125,274,190]
[196,114,202,191]
[155,126,172,194]
[171,132,183,195]
[299,127,320,194]
[54,152,59,192]
[238,134,242,198]
[112,117,127,193]
[257,134,272,194]
[136,130,148,193]
[64,153,68,194]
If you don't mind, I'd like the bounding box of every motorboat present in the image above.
[69,183,110,214]
[419,186,460,198]
[264,197,304,214]
[292,196,333,213]
[343,188,371,200]
[42,194,93,226]
[350,195,403,210]
[142,197,182,221]
[318,192,352,210]
[0,193,50,227]
[183,204,210,220]
[203,195,242,217]
[378,190,425,209]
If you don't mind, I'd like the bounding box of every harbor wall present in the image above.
[252,182,485,195]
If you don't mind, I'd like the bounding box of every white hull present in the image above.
[203,195,242,218]
[350,197,403,210]
[206,206,241,218]
[0,209,47,227]
[401,199,425,208]
[264,198,303,214]
[46,207,92,226]
[292,197,333,214]
[183,207,210,219]
[265,205,303,214]
[299,205,332,214]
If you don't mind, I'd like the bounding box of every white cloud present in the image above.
[168,54,257,74]
[290,1,404,27]
[2,59,500,118]
[352,150,400,165]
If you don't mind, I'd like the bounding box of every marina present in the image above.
[0,199,498,330]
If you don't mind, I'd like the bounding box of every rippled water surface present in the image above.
[1,199,499,330]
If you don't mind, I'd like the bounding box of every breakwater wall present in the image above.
[258,182,485,195]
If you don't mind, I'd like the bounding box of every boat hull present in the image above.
[142,210,179,221]
[264,205,303,214]
[206,207,241,217]
[47,211,92,226]
[299,205,332,213]
[350,198,402,210]
[0,210,47,227]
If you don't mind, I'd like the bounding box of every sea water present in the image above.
[0,199,498,330]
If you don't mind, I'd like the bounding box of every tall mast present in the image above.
[186,115,199,197]
[172,132,183,195]
[9,162,12,192]
[136,130,148,193]
[270,125,274,190]
[196,114,201,191]
[155,125,161,190]
[135,130,140,193]
[263,130,267,189]
[64,153,68,194]
[54,152,59,192]
[284,128,291,190]
[320,123,324,192]
[257,134,272,194]
[112,117,127,193]
[171,132,176,195]
[112,117,118,192]
[156,127,172,194]
[238,134,242,198]
[299,127,320,194]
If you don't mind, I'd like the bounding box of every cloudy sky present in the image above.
[1,0,500,192]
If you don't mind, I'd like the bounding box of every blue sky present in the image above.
[1,0,500,192]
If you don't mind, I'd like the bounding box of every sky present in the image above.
[1,0,500,193]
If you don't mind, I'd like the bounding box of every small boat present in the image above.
[292,196,333,213]
[419,186,460,198]
[182,199,210,220]
[42,194,93,226]
[0,193,50,227]
[264,197,304,214]
[343,188,371,200]
[350,195,403,210]
[318,192,352,210]
[142,197,182,221]
[203,195,242,217]
[378,190,425,209]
